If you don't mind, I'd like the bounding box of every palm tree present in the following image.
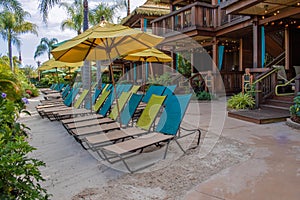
[39,0,89,31]
[0,0,23,14]
[60,0,83,35]
[39,0,128,30]
[0,10,38,71]
[34,37,58,60]
[89,3,121,25]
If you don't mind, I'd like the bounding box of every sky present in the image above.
[0,0,146,68]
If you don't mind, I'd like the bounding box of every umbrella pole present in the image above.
[107,54,121,127]
[149,62,153,77]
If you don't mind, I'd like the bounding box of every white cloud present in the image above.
[0,0,147,67]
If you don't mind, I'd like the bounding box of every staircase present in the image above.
[260,95,294,111]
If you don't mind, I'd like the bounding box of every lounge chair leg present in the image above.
[174,138,186,154]
[197,129,201,146]
[163,141,170,159]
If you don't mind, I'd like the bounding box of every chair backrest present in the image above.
[105,84,113,91]
[52,84,59,91]
[49,84,56,90]
[64,87,79,107]
[73,89,89,109]
[162,85,177,102]
[136,94,166,131]
[108,92,131,120]
[155,94,192,135]
[57,83,65,91]
[119,93,143,126]
[129,85,140,94]
[85,88,102,109]
[92,89,111,112]
[61,85,71,99]
[98,90,115,116]
[142,85,166,103]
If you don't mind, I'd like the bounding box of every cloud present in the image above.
[0,0,147,67]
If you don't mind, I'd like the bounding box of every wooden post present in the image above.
[239,38,243,71]
[212,37,218,72]
[253,17,259,68]
[285,28,289,70]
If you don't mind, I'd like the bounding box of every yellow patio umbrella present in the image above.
[51,21,164,125]
[123,48,172,63]
[123,48,172,83]
[38,58,83,71]
[51,21,163,63]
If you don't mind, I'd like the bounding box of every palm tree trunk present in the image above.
[127,0,130,16]
[83,0,88,31]
[8,35,13,72]
[82,0,90,107]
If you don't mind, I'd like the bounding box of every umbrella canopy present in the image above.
[41,68,64,74]
[51,21,164,62]
[38,58,83,71]
[123,48,172,63]
[51,21,164,127]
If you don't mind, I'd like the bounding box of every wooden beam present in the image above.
[131,18,141,28]
[216,18,252,36]
[225,0,264,15]
[259,7,300,25]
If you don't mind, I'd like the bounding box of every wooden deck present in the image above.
[228,108,290,124]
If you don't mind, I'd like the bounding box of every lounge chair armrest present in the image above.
[178,126,203,146]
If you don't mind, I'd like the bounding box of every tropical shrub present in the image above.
[227,93,255,110]
[290,95,300,123]
[0,61,39,99]
[148,73,172,85]
[196,91,216,101]
[0,94,50,199]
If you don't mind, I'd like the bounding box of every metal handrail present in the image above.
[275,77,296,96]
[252,68,278,85]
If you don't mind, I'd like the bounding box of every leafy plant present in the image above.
[290,95,300,123]
[0,94,50,199]
[227,93,255,110]
[196,91,216,101]
[148,73,172,85]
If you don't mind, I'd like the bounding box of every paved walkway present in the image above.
[20,96,123,199]
[184,103,300,200]
[21,95,300,199]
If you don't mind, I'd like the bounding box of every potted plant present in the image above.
[227,93,255,111]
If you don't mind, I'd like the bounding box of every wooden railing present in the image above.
[151,2,248,37]
[188,71,243,94]
[152,2,217,36]
[220,71,243,94]
[253,68,278,108]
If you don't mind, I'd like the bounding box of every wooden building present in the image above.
[150,0,300,101]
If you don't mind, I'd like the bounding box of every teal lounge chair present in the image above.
[83,94,167,152]
[98,94,201,173]
[72,94,166,143]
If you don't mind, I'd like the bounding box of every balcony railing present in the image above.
[151,2,247,36]
[152,2,217,36]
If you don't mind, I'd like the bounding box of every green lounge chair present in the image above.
[71,94,166,143]
[83,94,167,151]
